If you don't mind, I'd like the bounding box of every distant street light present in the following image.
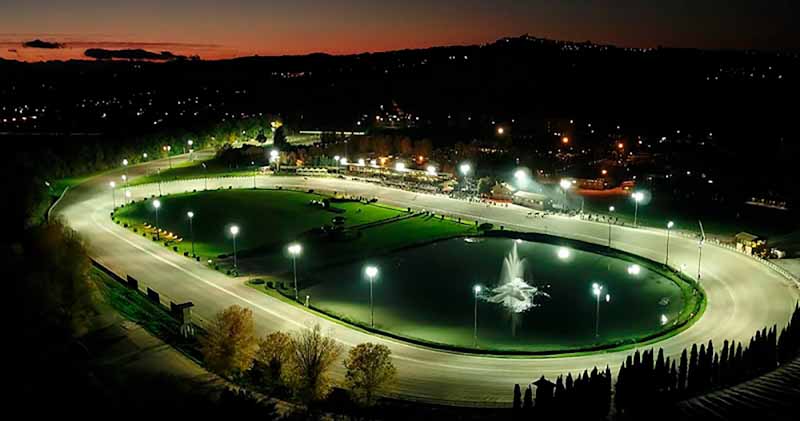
[592,283,610,338]
[187,140,194,161]
[201,162,208,190]
[496,127,505,135]
[121,174,128,188]
[365,266,379,327]
[607,206,615,247]
[562,136,570,145]
[125,189,131,204]
[426,165,437,176]
[632,191,645,227]
[665,221,675,266]
[288,243,302,300]
[187,211,195,257]
[109,181,116,208]
[473,285,482,346]
[163,145,172,168]
[251,161,257,189]
[230,225,239,268]
[460,163,471,193]
[560,179,572,208]
[142,152,148,160]
[395,162,406,172]
[153,199,161,240]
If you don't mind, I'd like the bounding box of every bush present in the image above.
[478,222,494,231]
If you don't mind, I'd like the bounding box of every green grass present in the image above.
[129,157,262,186]
[112,189,408,260]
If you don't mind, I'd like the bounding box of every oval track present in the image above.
[55,155,799,405]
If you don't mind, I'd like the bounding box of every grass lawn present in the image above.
[112,189,407,260]
[129,157,261,186]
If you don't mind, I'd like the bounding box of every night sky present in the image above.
[1,0,797,61]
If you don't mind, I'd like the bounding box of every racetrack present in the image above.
[54,154,800,406]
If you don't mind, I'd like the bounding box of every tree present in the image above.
[284,324,343,405]
[343,343,397,406]
[512,384,522,410]
[522,385,533,410]
[202,305,259,377]
[255,331,293,387]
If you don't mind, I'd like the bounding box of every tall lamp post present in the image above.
[153,199,161,240]
[122,158,129,184]
[592,283,610,338]
[202,163,208,190]
[251,161,257,189]
[607,206,615,247]
[230,225,239,268]
[632,191,645,227]
[365,266,378,327]
[109,181,116,208]
[460,163,471,195]
[559,179,572,209]
[163,145,172,168]
[187,211,195,257]
[665,221,674,266]
[187,139,194,161]
[121,174,128,189]
[125,189,131,204]
[288,243,302,300]
[473,285,482,346]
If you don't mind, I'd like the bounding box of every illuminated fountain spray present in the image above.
[483,241,549,336]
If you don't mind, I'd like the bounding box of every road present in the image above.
[55,154,800,406]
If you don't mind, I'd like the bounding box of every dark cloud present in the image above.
[84,48,190,61]
[23,39,64,49]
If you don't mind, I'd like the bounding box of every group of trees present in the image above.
[202,305,396,410]
[513,367,612,419]
[514,304,800,418]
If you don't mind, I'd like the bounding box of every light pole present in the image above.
[187,139,194,161]
[665,221,674,266]
[251,161,257,189]
[632,191,645,227]
[473,285,481,346]
[202,163,208,190]
[559,179,572,210]
[122,158,129,184]
[142,152,148,161]
[157,168,162,195]
[163,145,172,168]
[288,243,302,300]
[121,174,128,189]
[230,225,239,268]
[365,266,378,327]
[460,163,471,194]
[125,189,131,204]
[607,206,615,247]
[187,211,195,257]
[270,149,279,173]
[592,283,610,338]
[153,199,161,240]
[697,239,704,282]
[109,181,116,208]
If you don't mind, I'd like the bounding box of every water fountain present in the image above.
[484,241,549,335]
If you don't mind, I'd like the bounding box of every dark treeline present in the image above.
[513,304,800,418]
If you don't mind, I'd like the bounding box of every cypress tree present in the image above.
[711,353,720,387]
[734,342,744,382]
[554,375,565,409]
[669,359,678,395]
[615,362,626,414]
[655,348,666,392]
[678,348,688,393]
[603,365,612,417]
[523,385,533,410]
[720,339,730,385]
[513,384,522,410]
[688,344,698,393]
[698,343,707,392]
